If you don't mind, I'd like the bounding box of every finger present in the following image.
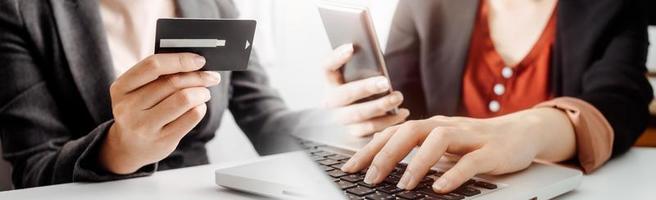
[112,53,206,94]
[145,87,211,128]
[363,120,434,184]
[325,68,344,86]
[397,127,456,190]
[335,91,403,124]
[341,125,400,173]
[402,128,484,190]
[324,76,391,108]
[126,71,221,110]
[346,108,409,137]
[433,149,495,193]
[323,44,354,85]
[160,103,208,142]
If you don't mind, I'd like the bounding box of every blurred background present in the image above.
[0,0,654,191]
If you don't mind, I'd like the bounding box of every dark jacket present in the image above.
[0,0,302,188]
[648,0,656,25]
[385,0,652,157]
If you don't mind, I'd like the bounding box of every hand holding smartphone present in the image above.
[318,1,409,137]
[318,1,399,114]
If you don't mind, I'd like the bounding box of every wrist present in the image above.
[489,108,575,161]
[526,108,577,161]
[99,124,143,174]
[489,110,543,157]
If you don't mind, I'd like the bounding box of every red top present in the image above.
[460,0,557,118]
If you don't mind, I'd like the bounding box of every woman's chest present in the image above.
[487,0,558,66]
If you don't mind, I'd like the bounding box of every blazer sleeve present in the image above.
[384,2,428,120]
[574,0,653,157]
[0,1,154,188]
[647,0,656,25]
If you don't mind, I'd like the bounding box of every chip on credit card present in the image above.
[155,18,256,71]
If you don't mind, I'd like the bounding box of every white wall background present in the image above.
[648,27,656,97]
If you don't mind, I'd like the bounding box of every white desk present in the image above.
[557,147,656,200]
[1,148,654,200]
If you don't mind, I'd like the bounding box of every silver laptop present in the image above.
[215,128,582,200]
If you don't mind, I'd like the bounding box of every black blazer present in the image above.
[0,0,305,188]
[385,0,652,157]
[648,0,656,25]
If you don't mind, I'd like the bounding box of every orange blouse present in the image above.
[459,0,614,173]
[461,0,556,118]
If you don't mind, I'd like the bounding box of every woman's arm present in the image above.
[0,1,156,187]
[0,1,218,187]
[340,0,652,194]
[340,108,576,193]
[560,0,652,157]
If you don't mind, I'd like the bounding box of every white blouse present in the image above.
[99,0,177,78]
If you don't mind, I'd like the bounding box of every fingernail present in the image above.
[364,166,379,184]
[390,93,403,103]
[376,78,390,92]
[340,44,354,56]
[433,177,448,192]
[195,55,206,67]
[401,109,410,116]
[397,172,413,189]
[205,71,221,83]
[341,160,354,172]
[202,90,212,101]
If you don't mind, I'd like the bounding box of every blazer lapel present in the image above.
[424,0,480,116]
[50,0,114,124]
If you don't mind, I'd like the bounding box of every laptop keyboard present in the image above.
[298,139,501,200]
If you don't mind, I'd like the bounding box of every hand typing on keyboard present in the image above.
[340,108,577,194]
[301,140,498,199]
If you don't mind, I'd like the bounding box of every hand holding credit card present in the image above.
[155,18,256,71]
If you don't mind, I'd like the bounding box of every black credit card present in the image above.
[155,18,256,71]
